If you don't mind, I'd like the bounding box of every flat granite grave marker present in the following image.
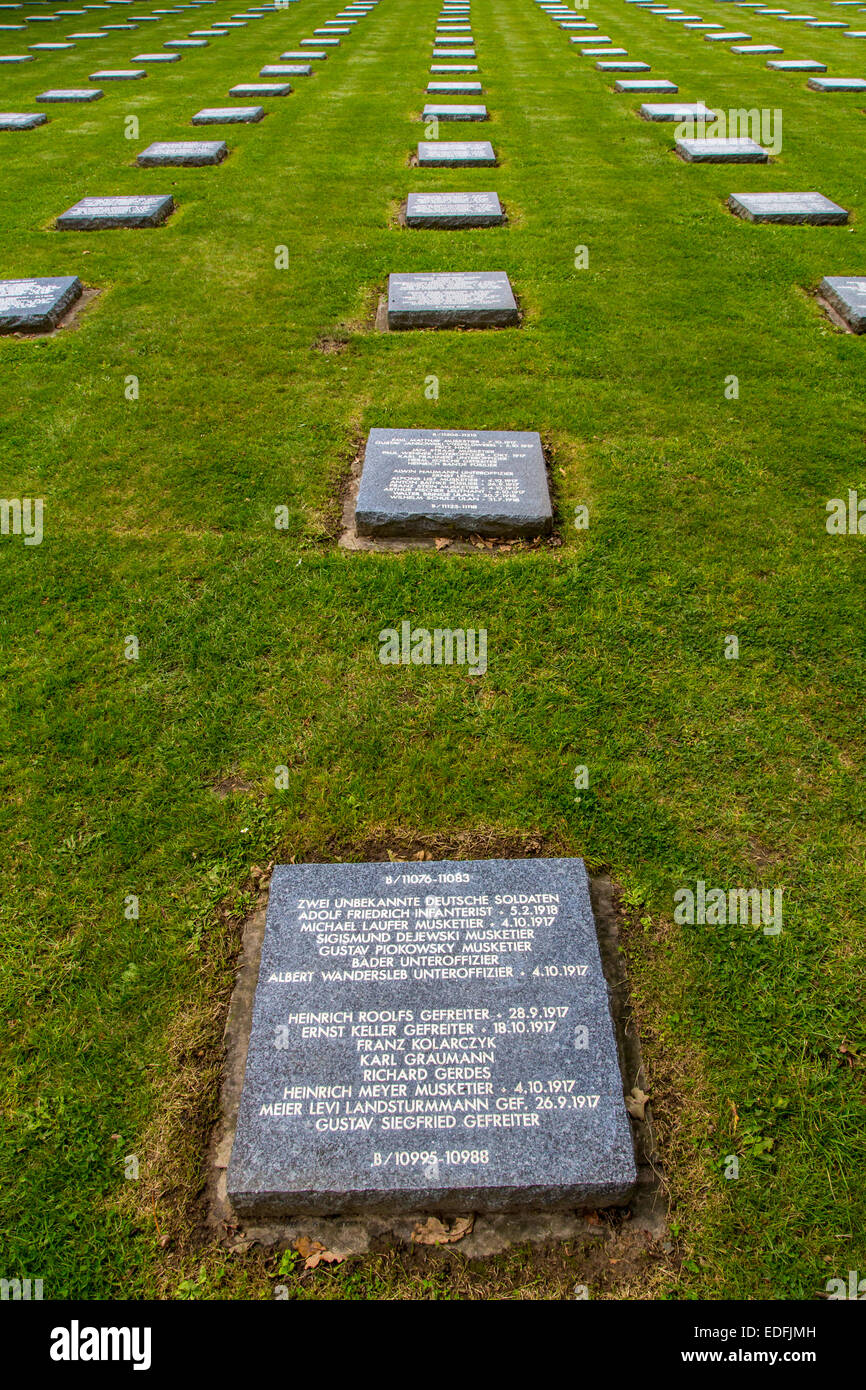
[597,59,651,70]
[387,272,517,330]
[615,77,678,91]
[137,138,227,165]
[807,75,866,90]
[37,87,103,100]
[56,194,174,228]
[192,105,264,122]
[0,110,47,128]
[767,57,825,68]
[427,80,483,94]
[677,136,768,161]
[229,81,292,95]
[819,276,866,331]
[89,67,146,78]
[417,140,495,165]
[133,51,181,60]
[0,275,82,332]
[640,100,713,119]
[355,429,551,537]
[422,102,488,120]
[405,191,505,228]
[731,42,783,51]
[260,63,311,75]
[226,856,635,1216]
[728,190,848,223]
[280,50,326,58]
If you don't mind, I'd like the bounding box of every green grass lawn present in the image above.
[1,0,864,1301]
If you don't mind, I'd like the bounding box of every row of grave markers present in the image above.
[535,0,866,328]
[226,3,637,1216]
[0,1,388,315]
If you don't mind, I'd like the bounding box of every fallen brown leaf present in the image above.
[625,1086,650,1120]
[294,1236,345,1270]
[411,1214,474,1245]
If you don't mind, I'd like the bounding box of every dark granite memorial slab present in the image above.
[677,136,768,161]
[356,429,550,537]
[807,75,866,90]
[37,87,103,100]
[728,190,848,223]
[0,274,82,333]
[819,276,866,332]
[417,140,495,165]
[192,105,264,123]
[615,77,678,91]
[56,193,174,228]
[405,191,505,228]
[427,80,483,94]
[229,81,292,95]
[0,110,47,128]
[767,57,825,68]
[422,102,487,120]
[227,857,635,1216]
[137,138,227,165]
[640,100,713,119]
[387,272,517,331]
[260,63,311,74]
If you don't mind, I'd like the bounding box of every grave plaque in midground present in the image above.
[227,858,637,1216]
[417,139,496,165]
[387,271,517,329]
[405,191,505,228]
[354,428,552,539]
[56,195,175,228]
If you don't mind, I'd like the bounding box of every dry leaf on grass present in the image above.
[434,537,450,551]
[625,1087,650,1121]
[411,1215,474,1245]
[294,1236,345,1270]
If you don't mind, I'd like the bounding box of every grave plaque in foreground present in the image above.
[227,858,636,1216]
[819,276,866,332]
[56,194,175,228]
[0,111,47,129]
[0,275,83,333]
[354,428,551,539]
[728,191,848,224]
[387,271,517,329]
